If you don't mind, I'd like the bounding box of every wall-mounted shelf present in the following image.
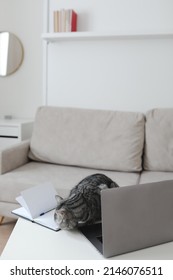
[42,30,173,42]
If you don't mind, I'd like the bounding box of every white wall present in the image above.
[0,0,173,117]
[0,0,43,119]
[45,0,173,112]
[49,0,173,32]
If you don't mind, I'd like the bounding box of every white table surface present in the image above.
[1,218,173,260]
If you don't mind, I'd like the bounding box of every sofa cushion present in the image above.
[144,108,173,171]
[139,171,173,184]
[29,106,145,172]
[0,162,140,204]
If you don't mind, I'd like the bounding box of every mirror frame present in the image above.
[0,31,24,77]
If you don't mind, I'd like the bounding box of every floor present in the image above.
[0,217,16,256]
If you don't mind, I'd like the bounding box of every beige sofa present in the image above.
[1,106,173,218]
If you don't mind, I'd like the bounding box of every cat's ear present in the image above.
[55,195,63,204]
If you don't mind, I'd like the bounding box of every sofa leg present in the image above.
[0,216,4,225]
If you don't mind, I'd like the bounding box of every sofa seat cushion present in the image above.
[144,108,173,171]
[29,106,145,172]
[139,171,173,184]
[0,162,140,204]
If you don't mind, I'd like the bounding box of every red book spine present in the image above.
[71,10,77,32]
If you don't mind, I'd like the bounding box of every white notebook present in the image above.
[12,182,60,231]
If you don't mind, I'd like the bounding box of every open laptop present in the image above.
[80,180,173,258]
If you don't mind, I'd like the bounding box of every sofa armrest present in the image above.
[0,140,30,174]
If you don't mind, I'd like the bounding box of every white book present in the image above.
[12,182,60,231]
[65,9,71,32]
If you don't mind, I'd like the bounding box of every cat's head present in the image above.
[54,195,78,230]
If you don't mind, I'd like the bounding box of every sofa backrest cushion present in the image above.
[144,108,173,171]
[29,106,145,172]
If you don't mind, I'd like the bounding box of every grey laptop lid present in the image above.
[101,180,173,258]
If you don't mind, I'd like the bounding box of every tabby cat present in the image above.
[54,173,119,230]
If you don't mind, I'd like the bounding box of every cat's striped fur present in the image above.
[54,173,119,230]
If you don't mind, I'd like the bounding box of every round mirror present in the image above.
[0,32,24,77]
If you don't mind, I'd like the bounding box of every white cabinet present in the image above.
[0,119,33,149]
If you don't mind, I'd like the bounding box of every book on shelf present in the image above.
[53,9,77,33]
[54,10,59,33]
[12,182,60,231]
